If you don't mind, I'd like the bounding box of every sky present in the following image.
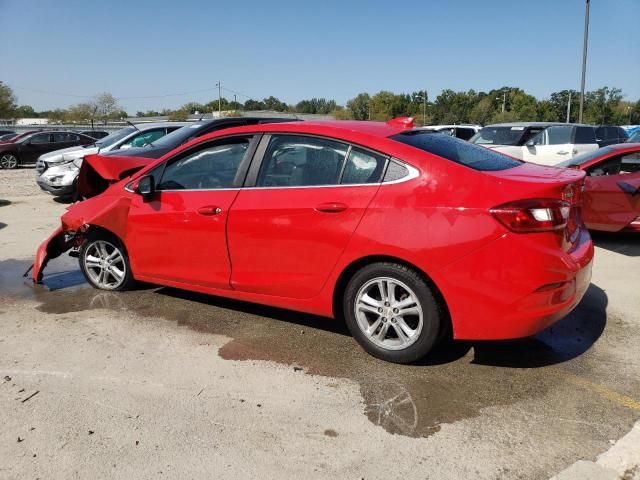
[0,0,638,114]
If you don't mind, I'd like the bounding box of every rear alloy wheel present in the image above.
[79,237,135,291]
[344,263,442,364]
[0,154,18,169]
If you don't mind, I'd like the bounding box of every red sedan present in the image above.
[32,119,594,363]
[557,143,640,232]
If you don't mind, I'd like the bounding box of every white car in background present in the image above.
[35,122,188,197]
[471,122,600,166]
[420,124,480,141]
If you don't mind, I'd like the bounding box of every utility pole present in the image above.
[422,90,427,126]
[502,92,506,114]
[566,91,572,123]
[578,0,590,123]
[234,94,237,110]
[215,81,222,117]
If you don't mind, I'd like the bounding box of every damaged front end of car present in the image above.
[30,153,146,283]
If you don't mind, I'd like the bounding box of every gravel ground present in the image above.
[0,167,42,197]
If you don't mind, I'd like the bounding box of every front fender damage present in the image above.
[30,195,132,283]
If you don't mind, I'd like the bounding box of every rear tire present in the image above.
[79,233,135,291]
[343,262,442,364]
[0,153,19,169]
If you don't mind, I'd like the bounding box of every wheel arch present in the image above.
[331,254,452,336]
[83,224,129,254]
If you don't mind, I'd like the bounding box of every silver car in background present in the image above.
[35,122,188,197]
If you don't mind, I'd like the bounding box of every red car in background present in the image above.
[32,119,593,363]
[557,143,640,232]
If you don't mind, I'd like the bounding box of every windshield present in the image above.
[391,130,522,171]
[95,127,136,149]
[470,126,527,146]
[148,123,204,148]
[556,146,615,168]
[628,131,640,143]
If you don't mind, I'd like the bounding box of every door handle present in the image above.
[557,151,569,155]
[315,202,348,213]
[197,205,223,215]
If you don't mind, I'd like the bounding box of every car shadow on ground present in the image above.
[52,196,74,205]
[0,199,11,207]
[158,282,608,369]
[157,287,352,337]
[591,231,640,257]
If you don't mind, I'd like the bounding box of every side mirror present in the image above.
[136,175,155,198]
[525,140,535,148]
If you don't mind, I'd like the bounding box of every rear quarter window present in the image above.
[390,131,522,171]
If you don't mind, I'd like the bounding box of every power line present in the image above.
[8,84,237,101]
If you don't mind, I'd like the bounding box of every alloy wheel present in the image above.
[0,154,18,169]
[83,240,127,290]
[354,277,424,351]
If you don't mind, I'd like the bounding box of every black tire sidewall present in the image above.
[343,262,441,364]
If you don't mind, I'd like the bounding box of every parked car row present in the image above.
[470,122,629,165]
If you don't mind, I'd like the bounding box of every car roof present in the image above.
[129,122,190,130]
[422,124,480,129]
[605,142,640,151]
[485,122,592,128]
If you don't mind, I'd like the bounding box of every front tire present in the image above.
[79,234,135,291]
[0,153,19,169]
[343,262,442,364]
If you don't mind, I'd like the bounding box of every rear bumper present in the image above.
[436,228,594,340]
[36,179,73,196]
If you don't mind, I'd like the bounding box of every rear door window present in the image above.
[545,126,573,145]
[574,126,596,144]
[455,128,476,141]
[391,130,522,171]
[29,133,51,144]
[256,135,348,187]
[340,147,387,184]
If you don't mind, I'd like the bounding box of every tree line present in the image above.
[1,81,639,126]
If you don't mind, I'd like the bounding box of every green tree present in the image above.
[263,96,288,112]
[346,93,370,120]
[243,99,265,111]
[181,102,207,114]
[14,105,37,118]
[547,90,580,122]
[583,87,623,124]
[0,82,17,117]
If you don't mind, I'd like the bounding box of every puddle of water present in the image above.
[0,257,629,438]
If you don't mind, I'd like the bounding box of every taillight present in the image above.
[490,199,571,233]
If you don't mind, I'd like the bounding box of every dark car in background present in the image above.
[0,131,95,169]
[99,117,298,160]
[79,130,110,140]
[594,126,629,147]
[0,129,16,137]
[0,133,18,142]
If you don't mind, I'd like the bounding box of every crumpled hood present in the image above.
[40,145,98,163]
[77,154,152,199]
